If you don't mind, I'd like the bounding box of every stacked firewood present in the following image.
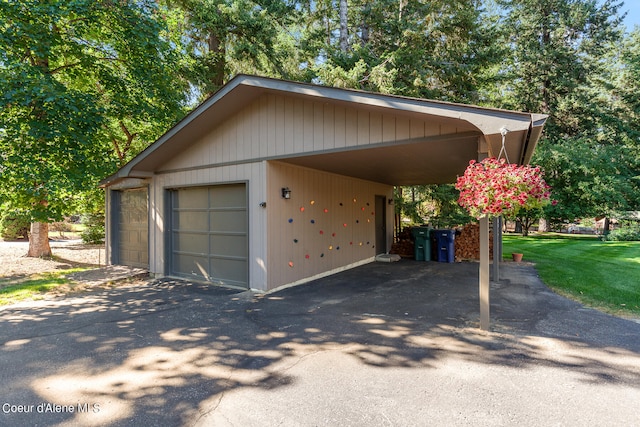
[390,228,415,258]
[454,223,493,261]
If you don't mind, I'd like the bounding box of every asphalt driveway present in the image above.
[1,260,639,426]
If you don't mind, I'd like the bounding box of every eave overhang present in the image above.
[101,75,547,188]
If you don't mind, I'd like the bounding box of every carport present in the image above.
[102,75,547,330]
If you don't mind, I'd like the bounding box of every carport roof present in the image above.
[101,75,547,187]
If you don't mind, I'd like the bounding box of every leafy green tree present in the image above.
[0,0,185,256]
[394,184,472,231]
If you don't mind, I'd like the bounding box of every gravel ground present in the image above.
[0,239,106,278]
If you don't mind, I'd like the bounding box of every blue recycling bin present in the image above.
[411,227,431,261]
[434,229,455,263]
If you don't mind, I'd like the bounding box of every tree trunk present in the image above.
[603,217,611,235]
[395,186,402,239]
[514,220,522,235]
[360,8,369,45]
[399,0,407,20]
[27,222,52,258]
[339,0,348,52]
[208,32,226,92]
[538,217,550,232]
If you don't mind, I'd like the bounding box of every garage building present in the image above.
[101,75,547,294]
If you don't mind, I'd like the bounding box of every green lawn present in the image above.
[0,269,86,306]
[502,233,640,317]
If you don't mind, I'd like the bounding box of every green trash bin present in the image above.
[411,227,431,261]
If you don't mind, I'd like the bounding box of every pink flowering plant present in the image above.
[455,157,553,219]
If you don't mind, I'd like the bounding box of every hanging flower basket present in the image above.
[455,157,553,219]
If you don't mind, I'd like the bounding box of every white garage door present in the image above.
[170,183,248,288]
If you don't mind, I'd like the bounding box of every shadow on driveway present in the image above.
[1,260,639,426]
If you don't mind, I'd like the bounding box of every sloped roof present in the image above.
[102,75,547,187]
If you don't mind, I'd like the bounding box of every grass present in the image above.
[0,269,87,306]
[503,233,640,318]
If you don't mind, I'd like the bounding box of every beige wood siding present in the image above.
[266,161,393,291]
[157,93,473,174]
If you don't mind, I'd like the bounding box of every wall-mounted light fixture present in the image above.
[281,187,292,199]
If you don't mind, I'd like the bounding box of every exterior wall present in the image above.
[149,162,268,291]
[266,161,394,291]
[157,93,465,174]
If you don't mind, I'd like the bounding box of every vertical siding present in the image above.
[284,97,295,154]
[303,99,314,153]
[158,92,456,173]
[357,110,370,146]
[395,116,410,141]
[410,118,426,139]
[266,161,393,291]
[370,111,382,144]
[313,102,324,151]
[334,104,346,149]
[383,114,396,142]
[275,95,286,156]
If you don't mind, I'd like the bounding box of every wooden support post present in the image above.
[480,215,490,330]
[492,216,501,282]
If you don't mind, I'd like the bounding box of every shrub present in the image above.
[50,221,74,237]
[0,213,30,240]
[81,212,105,244]
[606,227,640,241]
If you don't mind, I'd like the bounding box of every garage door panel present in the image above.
[116,188,149,269]
[120,248,145,266]
[119,230,143,247]
[175,187,209,209]
[172,232,208,254]
[209,210,247,232]
[170,184,248,288]
[209,234,247,258]
[172,253,210,279]
[209,186,247,208]
[173,210,210,231]
[209,257,248,284]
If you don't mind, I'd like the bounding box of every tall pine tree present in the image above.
[492,0,629,229]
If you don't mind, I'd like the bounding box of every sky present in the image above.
[621,2,640,31]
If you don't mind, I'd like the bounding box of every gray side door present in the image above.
[115,188,149,268]
[170,183,248,288]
